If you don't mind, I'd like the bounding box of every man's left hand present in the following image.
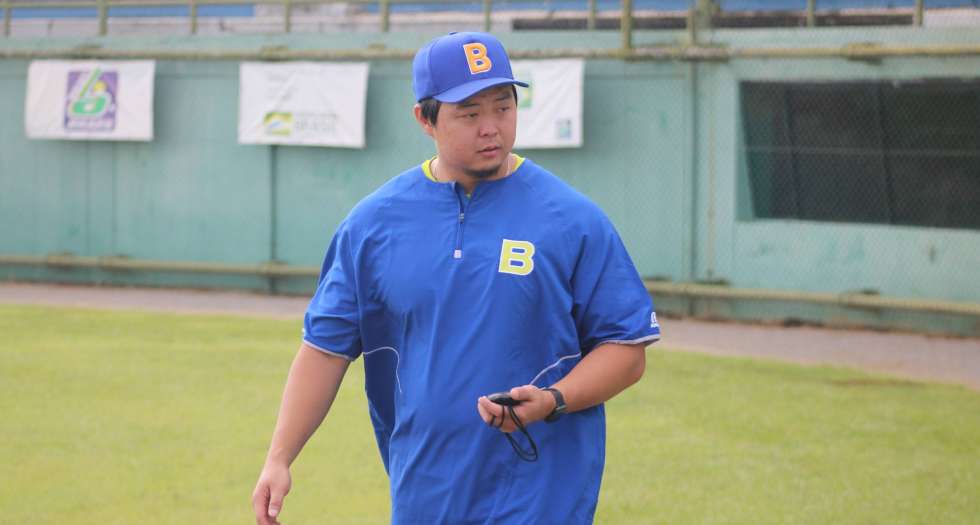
[476,385,557,433]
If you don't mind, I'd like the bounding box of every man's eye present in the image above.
[497,106,510,113]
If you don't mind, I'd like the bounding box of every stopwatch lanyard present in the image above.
[502,405,538,462]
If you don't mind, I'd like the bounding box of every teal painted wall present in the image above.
[693,51,980,305]
[1,28,978,333]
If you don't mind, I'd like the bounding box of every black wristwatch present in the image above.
[542,387,567,423]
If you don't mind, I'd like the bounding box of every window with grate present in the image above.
[740,80,980,230]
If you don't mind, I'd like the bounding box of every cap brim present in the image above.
[433,77,530,103]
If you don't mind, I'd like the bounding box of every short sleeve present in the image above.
[303,221,363,360]
[570,212,661,353]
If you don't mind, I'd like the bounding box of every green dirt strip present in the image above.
[1,305,978,524]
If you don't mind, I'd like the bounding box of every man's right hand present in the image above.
[252,462,291,525]
[252,344,350,523]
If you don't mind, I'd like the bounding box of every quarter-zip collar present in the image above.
[420,154,526,197]
[428,155,527,260]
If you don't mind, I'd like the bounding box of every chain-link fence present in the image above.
[712,75,980,334]
[741,79,980,230]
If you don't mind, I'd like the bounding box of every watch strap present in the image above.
[542,387,566,423]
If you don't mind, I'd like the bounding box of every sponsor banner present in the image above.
[238,62,369,148]
[25,60,155,141]
[512,59,584,149]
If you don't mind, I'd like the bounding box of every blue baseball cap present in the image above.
[413,32,529,103]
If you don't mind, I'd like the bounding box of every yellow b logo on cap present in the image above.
[463,43,492,74]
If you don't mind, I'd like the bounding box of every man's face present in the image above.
[424,85,518,180]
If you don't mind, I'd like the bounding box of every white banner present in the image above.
[25,60,155,141]
[512,59,584,149]
[238,62,369,148]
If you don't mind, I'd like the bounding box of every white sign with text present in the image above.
[512,59,584,149]
[238,62,369,148]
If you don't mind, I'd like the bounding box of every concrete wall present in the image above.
[1,28,978,333]
[693,45,980,299]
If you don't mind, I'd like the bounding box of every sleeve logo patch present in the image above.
[498,239,535,276]
[650,312,660,329]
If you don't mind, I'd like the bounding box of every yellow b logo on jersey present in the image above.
[463,43,492,74]
[498,239,535,276]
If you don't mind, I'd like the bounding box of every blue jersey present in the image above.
[304,157,660,524]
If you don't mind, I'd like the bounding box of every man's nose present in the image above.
[478,117,499,137]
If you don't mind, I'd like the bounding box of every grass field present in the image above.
[1,304,978,524]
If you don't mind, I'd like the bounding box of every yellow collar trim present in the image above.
[422,154,525,183]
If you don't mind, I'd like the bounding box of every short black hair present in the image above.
[419,85,519,126]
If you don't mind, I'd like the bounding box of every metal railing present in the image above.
[1,253,977,318]
[2,0,932,39]
[4,40,980,62]
[1,0,589,36]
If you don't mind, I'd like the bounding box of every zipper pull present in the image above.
[458,212,465,223]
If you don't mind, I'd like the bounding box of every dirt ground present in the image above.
[2,281,978,391]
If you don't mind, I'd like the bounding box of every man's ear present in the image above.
[413,104,435,138]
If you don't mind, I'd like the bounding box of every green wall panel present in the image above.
[712,54,980,302]
[273,60,427,274]
[2,28,979,333]
[535,60,690,282]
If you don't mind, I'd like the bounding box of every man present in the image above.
[252,31,660,524]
